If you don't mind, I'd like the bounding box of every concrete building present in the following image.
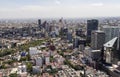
[50,31,57,38]
[54,55,64,64]
[91,30,105,50]
[102,25,120,42]
[18,65,27,73]
[58,65,80,77]
[73,37,79,48]
[79,44,85,51]
[76,28,82,37]
[35,57,43,67]
[73,37,86,48]
[84,47,101,68]
[60,27,68,39]
[17,65,27,77]
[32,66,41,74]
[67,31,72,42]
[104,37,120,64]
[45,56,50,65]
[29,47,41,56]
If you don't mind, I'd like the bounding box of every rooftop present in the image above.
[104,37,118,47]
[103,25,120,28]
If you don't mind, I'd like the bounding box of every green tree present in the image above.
[50,56,54,62]
[9,73,17,77]
[26,62,32,73]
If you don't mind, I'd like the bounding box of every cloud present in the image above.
[0,4,120,18]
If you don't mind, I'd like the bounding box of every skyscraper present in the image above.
[76,28,82,37]
[102,25,120,42]
[67,31,72,42]
[38,19,41,26]
[91,30,105,50]
[87,19,98,42]
[103,37,120,64]
[60,27,68,39]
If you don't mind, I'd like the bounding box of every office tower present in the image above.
[84,47,101,68]
[38,19,41,26]
[42,21,47,28]
[104,37,119,64]
[87,19,98,42]
[62,27,68,35]
[91,30,105,50]
[76,28,82,37]
[73,37,86,48]
[73,37,79,48]
[102,25,120,42]
[67,31,72,42]
[54,26,59,36]
[79,44,85,51]
[60,27,68,39]
[59,18,63,23]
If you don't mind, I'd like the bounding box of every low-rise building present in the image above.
[32,66,41,74]
[35,57,43,67]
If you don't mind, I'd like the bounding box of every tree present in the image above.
[20,57,27,62]
[50,56,54,62]
[9,73,17,77]
[26,53,31,61]
[0,64,6,69]
[26,62,32,73]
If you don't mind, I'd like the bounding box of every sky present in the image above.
[0,0,120,19]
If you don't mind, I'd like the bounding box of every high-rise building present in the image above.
[61,27,68,36]
[73,37,79,48]
[91,30,105,50]
[38,19,41,26]
[87,19,98,42]
[103,37,120,64]
[67,31,72,42]
[102,25,120,42]
[76,28,82,37]
[60,27,68,39]
[73,37,86,48]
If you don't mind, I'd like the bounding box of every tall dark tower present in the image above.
[38,19,41,26]
[87,19,98,42]
[76,28,82,37]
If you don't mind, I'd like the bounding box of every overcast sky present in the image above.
[0,0,120,19]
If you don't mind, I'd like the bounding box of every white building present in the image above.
[102,25,120,42]
[104,37,118,64]
[35,57,43,67]
[17,65,27,75]
[55,55,64,64]
[45,56,50,65]
[32,66,41,74]
[29,47,41,56]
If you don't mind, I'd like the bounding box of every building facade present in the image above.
[102,25,120,42]
[91,30,105,50]
[87,19,98,42]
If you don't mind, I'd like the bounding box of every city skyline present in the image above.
[0,0,120,19]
